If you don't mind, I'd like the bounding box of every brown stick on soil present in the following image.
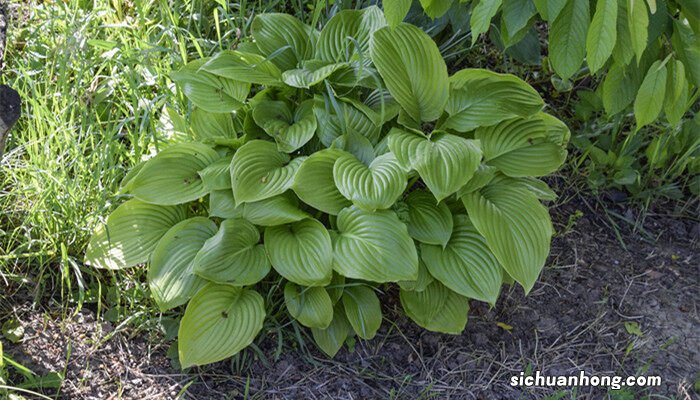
[0,0,21,159]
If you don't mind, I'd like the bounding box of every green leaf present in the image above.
[633,60,667,130]
[627,0,649,64]
[284,283,334,328]
[293,148,352,215]
[461,182,552,293]
[470,0,503,46]
[317,6,386,63]
[399,280,470,334]
[209,189,242,219]
[333,152,407,211]
[251,13,313,71]
[172,59,250,113]
[126,143,221,205]
[282,61,350,88]
[178,284,265,368]
[387,129,482,201]
[383,0,412,28]
[612,0,635,65]
[495,176,558,201]
[549,0,590,80]
[193,219,270,285]
[586,0,618,73]
[457,164,497,195]
[313,96,380,147]
[672,20,700,88]
[333,206,418,282]
[149,217,216,310]
[664,60,689,127]
[201,50,282,86]
[190,108,239,141]
[502,0,537,41]
[85,199,187,270]
[241,193,309,226]
[475,113,570,177]
[403,190,453,247]
[419,0,453,18]
[370,24,449,123]
[342,286,382,339]
[443,68,544,131]
[265,219,333,286]
[602,63,641,116]
[311,304,351,357]
[327,272,347,304]
[421,215,503,305]
[253,100,317,153]
[230,140,306,204]
[398,258,434,292]
[198,155,233,191]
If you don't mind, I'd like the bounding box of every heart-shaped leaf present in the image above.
[333,206,418,282]
[149,217,217,310]
[399,280,469,334]
[265,219,333,286]
[475,113,569,177]
[421,215,503,305]
[126,143,221,205]
[333,152,407,211]
[201,50,282,86]
[284,283,334,328]
[442,69,544,132]
[404,190,453,247]
[178,284,265,368]
[85,199,187,270]
[461,182,552,293]
[370,24,448,123]
[342,286,382,340]
[172,59,250,113]
[252,13,313,71]
[388,129,482,201]
[316,6,386,63]
[292,149,352,215]
[311,303,351,357]
[230,140,306,204]
[193,219,270,285]
[253,100,317,153]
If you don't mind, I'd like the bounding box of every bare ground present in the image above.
[2,195,699,399]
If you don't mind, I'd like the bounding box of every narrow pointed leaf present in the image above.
[383,0,411,28]
[193,219,270,285]
[282,61,349,88]
[634,60,667,130]
[149,217,217,310]
[85,199,187,270]
[333,206,418,282]
[664,60,689,127]
[470,0,503,45]
[342,286,382,339]
[293,148,352,215]
[400,280,469,334]
[265,219,333,286]
[404,190,453,246]
[602,63,641,115]
[627,0,649,63]
[333,152,407,211]
[586,0,618,73]
[284,283,334,328]
[178,284,265,368]
[550,0,589,80]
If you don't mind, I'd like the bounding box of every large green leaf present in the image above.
[672,20,700,87]
[664,60,689,127]
[457,164,497,195]
[253,100,317,153]
[503,0,537,40]
[316,6,386,63]
[251,13,313,71]
[383,0,412,28]
[461,182,552,293]
[399,280,470,334]
[178,284,265,368]
[470,0,503,46]
[126,143,221,205]
[403,190,453,247]
[292,148,352,215]
[172,59,250,113]
[370,24,448,123]
[627,0,649,63]
[85,199,187,270]
[442,69,544,132]
[193,219,270,285]
[333,206,418,282]
[209,190,241,219]
[333,152,406,211]
[586,0,618,74]
[284,283,334,328]
[387,129,482,201]
[475,113,570,177]
[421,215,503,305]
[201,50,282,86]
[198,155,233,191]
[602,63,641,116]
[230,140,306,204]
[149,217,216,311]
[311,304,351,357]
[190,108,239,141]
[265,219,333,286]
[241,194,309,226]
[612,0,635,65]
[634,60,667,130]
[313,96,380,147]
[549,0,589,80]
[398,258,434,292]
[342,286,382,340]
[282,61,350,88]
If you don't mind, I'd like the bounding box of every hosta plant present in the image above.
[85,6,570,368]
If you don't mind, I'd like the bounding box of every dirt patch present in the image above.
[3,196,699,399]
